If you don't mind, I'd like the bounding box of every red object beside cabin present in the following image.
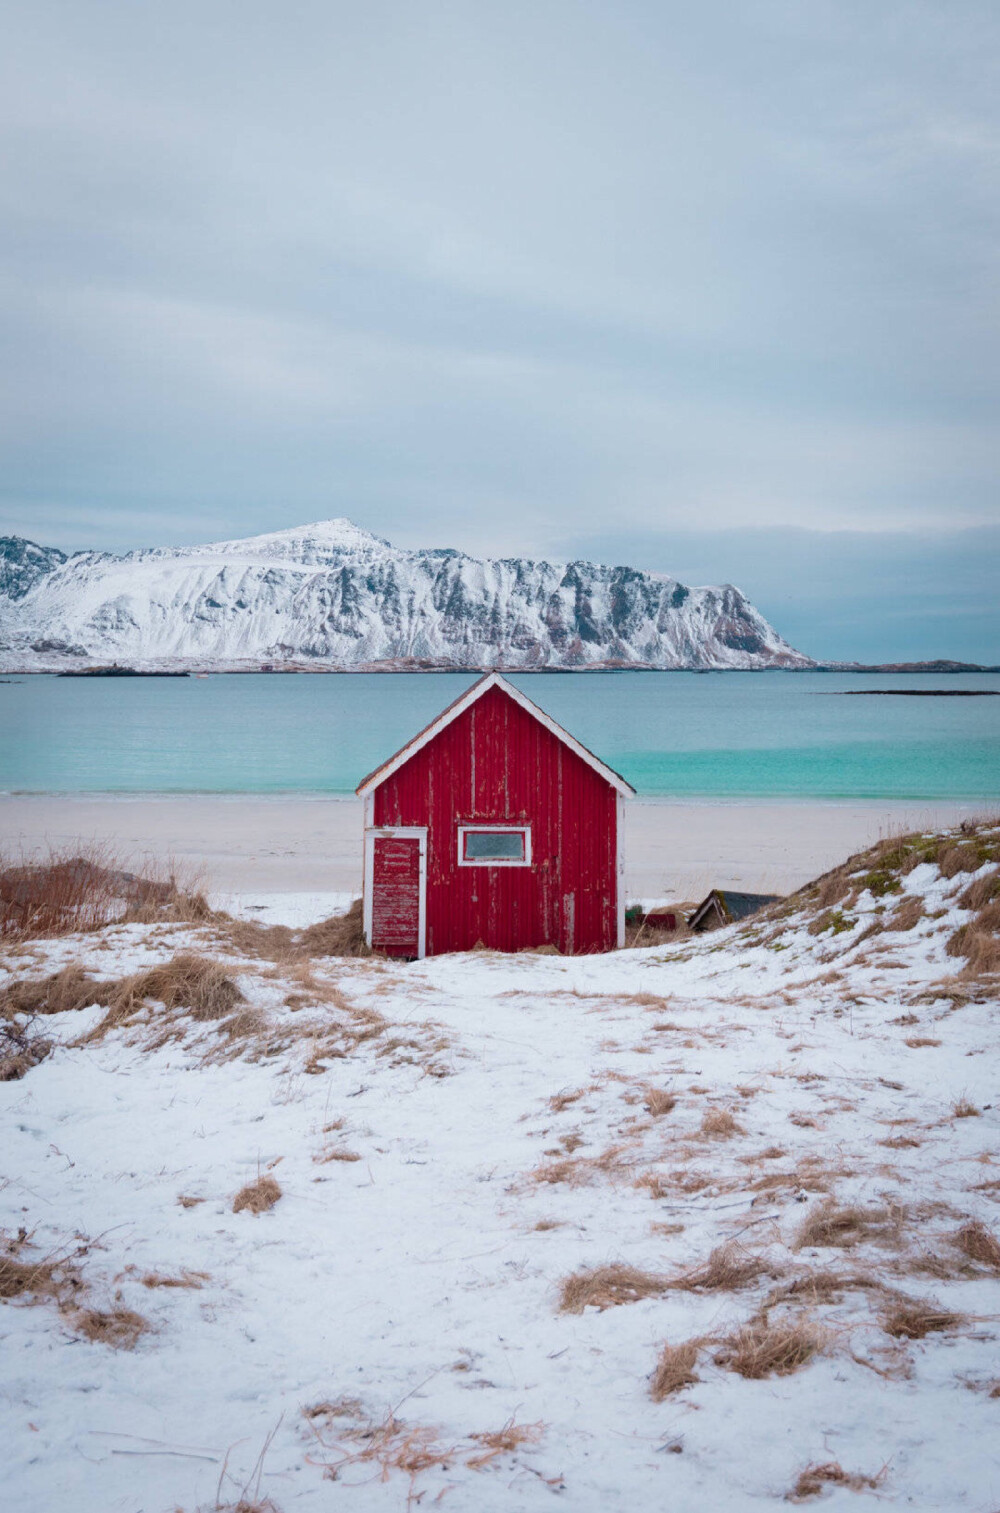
[356,673,635,958]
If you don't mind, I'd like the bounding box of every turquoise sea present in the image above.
[0,671,997,800]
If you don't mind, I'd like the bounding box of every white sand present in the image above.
[0,793,990,904]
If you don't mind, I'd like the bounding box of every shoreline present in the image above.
[1,793,991,903]
[2,791,997,802]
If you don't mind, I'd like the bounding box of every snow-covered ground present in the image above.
[2,829,999,1511]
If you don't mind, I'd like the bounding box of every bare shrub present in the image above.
[881,1296,965,1339]
[787,1461,885,1502]
[559,1263,668,1313]
[233,1175,282,1215]
[699,1107,744,1139]
[0,1016,51,1080]
[644,1088,677,1117]
[0,846,208,940]
[954,1221,1000,1271]
[714,1318,823,1378]
[650,1339,700,1400]
[72,1306,150,1349]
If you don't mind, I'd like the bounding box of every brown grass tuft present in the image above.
[0,964,108,1018]
[885,896,924,932]
[939,842,993,879]
[221,899,368,962]
[953,1098,981,1118]
[233,1175,282,1215]
[644,1088,677,1117]
[766,1269,880,1307]
[0,1252,58,1299]
[558,1263,668,1313]
[548,1086,586,1112]
[787,1461,885,1502]
[954,1220,1000,1271]
[140,1269,208,1289]
[699,1107,744,1139]
[544,1089,583,1113]
[650,1339,700,1400]
[796,1200,902,1251]
[880,1295,965,1339]
[465,1417,545,1469]
[714,1318,823,1378]
[946,900,1000,977]
[958,869,1000,912]
[79,952,245,1042]
[297,899,368,957]
[72,1305,150,1349]
[671,1243,765,1293]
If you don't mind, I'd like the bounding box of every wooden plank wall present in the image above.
[372,685,617,953]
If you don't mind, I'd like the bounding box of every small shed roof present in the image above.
[689,888,782,932]
[355,671,636,798]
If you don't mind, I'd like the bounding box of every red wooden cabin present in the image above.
[356,672,634,958]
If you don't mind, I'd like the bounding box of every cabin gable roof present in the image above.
[355,672,636,798]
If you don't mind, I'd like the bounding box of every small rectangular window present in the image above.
[458,826,531,867]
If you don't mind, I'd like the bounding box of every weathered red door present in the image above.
[369,833,424,957]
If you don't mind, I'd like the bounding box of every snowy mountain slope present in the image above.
[0,519,812,670]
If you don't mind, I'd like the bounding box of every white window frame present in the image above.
[457,824,532,868]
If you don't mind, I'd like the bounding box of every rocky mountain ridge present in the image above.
[0,519,812,671]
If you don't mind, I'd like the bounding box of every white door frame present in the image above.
[363,825,428,959]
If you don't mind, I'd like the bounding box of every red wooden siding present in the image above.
[371,684,617,954]
[370,835,421,956]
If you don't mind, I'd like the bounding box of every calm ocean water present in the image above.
[1,671,998,799]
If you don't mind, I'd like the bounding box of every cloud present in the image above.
[0,0,997,655]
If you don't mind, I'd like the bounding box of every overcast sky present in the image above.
[1,0,997,660]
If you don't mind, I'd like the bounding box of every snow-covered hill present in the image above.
[0,519,812,671]
[2,822,999,1509]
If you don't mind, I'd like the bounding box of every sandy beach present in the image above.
[0,793,990,906]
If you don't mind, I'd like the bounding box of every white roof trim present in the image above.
[355,671,636,798]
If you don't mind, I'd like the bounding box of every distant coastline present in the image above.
[9,659,1000,676]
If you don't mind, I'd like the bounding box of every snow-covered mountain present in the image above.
[0,519,812,671]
